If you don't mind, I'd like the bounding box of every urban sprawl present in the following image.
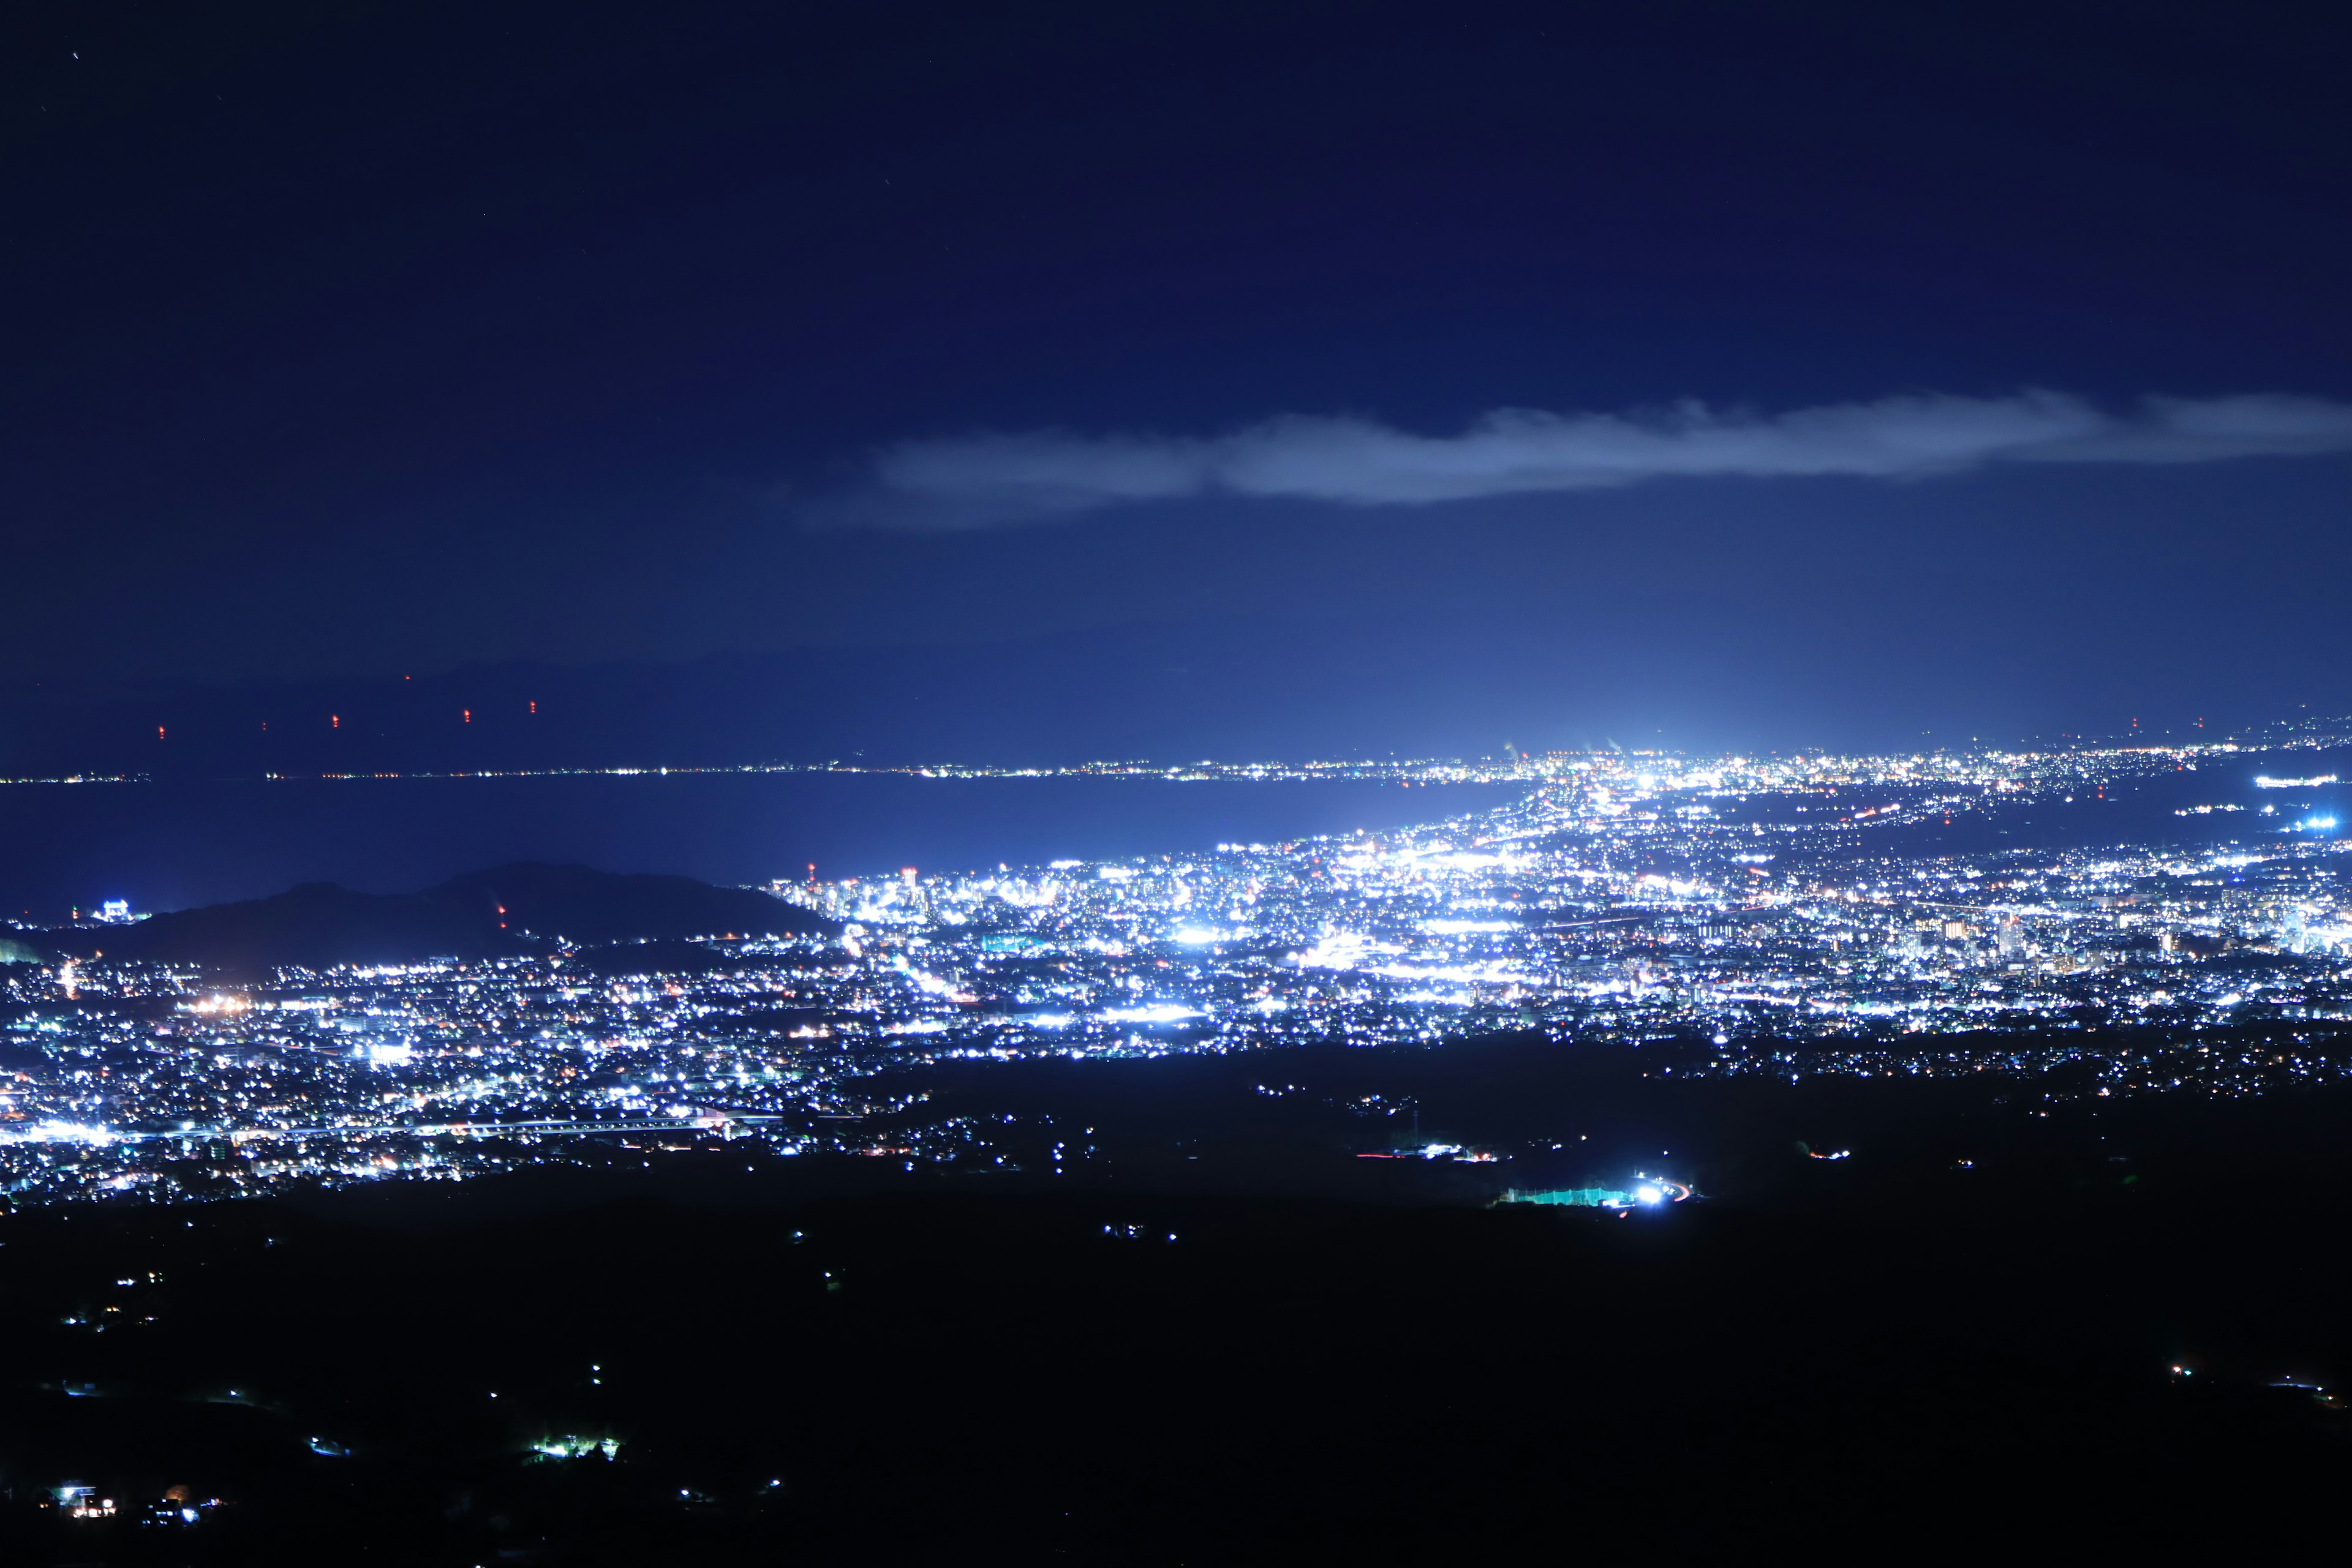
[6,729,2350,1206]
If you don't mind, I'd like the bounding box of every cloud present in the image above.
[820,391,2352,530]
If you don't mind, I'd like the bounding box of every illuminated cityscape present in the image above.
[12,5,2352,1551]
[4,729,2345,1208]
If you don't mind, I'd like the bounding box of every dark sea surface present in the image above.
[0,773,1517,921]
[1,744,2342,924]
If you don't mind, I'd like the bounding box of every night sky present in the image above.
[7,1,2350,760]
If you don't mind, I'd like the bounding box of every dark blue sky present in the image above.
[6,0,2350,760]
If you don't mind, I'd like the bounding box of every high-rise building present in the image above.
[1997,916,2026,963]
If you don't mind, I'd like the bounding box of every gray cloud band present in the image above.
[823,391,2352,530]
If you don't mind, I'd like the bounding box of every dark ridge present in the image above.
[60,881,514,971]
[423,864,835,948]
[42,862,838,971]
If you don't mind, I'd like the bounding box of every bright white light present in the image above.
[1635,1184,1664,1205]
[1295,932,1396,968]
[1420,918,1513,935]
[5,1120,118,1146]
[1371,960,1523,985]
[892,961,959,997]
[1419,851,1502,871]
[1102,1003,1201,1025]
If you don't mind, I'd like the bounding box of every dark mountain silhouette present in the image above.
[53,862,837,971]
[424,864,834,946]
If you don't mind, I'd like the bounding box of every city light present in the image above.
[3,726,2351,1209]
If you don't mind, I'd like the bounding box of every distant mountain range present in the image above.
[38,863,837,971]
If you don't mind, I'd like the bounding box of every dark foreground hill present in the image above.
[7,1042,2352,1558]
[2,1152,2350,1563]
[47,862,837,970]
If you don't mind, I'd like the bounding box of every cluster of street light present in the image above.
[3,727,2348,1207]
